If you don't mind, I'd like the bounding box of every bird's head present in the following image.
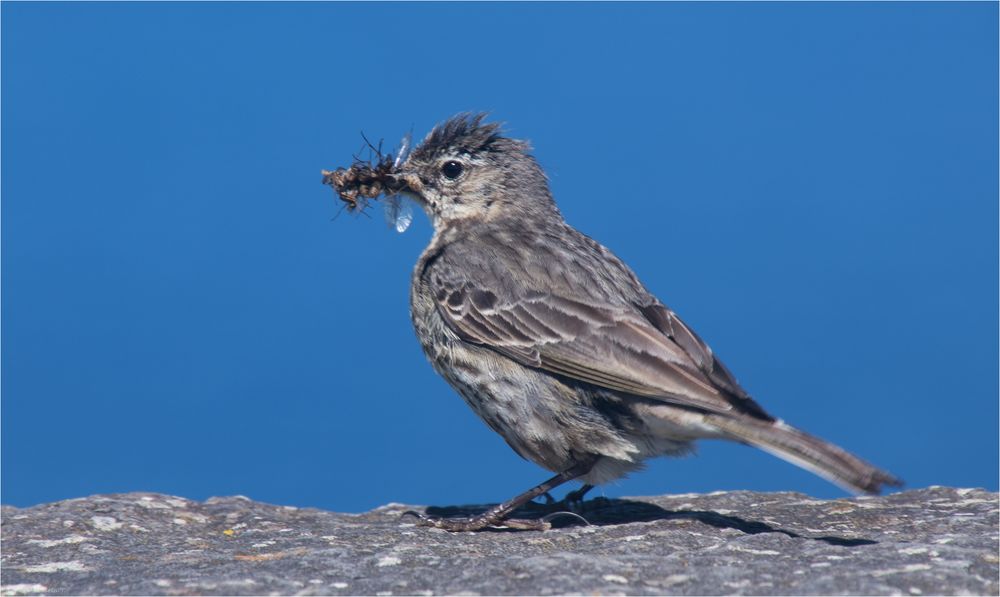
[387,113,560,229]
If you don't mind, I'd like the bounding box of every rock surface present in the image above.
[1,487,997,596]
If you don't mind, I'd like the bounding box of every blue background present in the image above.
[3,3,997,512]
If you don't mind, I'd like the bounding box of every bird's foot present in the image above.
[401,510,551,531]
[562,483,594,506]
[401,509,589,531]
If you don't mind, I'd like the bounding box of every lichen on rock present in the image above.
[1,487,997,596]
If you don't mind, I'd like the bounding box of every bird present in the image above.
[357,113,901,531]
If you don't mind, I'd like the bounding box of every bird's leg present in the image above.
[563,483,594,505]
[405,462,592,531]
[538,483,592,510]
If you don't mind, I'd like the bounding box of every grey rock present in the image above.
[1,487,997,596]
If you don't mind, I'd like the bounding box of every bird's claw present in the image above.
[541,510,591,527]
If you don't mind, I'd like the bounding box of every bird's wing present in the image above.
[634,301,773,420]
[431,276,758,418]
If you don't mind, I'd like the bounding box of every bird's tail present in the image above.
[706,414,902,494]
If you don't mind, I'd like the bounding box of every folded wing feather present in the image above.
[433,277,768,419]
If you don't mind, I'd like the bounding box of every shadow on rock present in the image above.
[424,497,876,546]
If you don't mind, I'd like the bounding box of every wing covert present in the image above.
[430,275,749,417]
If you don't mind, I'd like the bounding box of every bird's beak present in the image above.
[385,171,425,204]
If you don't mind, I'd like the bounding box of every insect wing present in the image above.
[393,198,414,233]
[393,131,412,169]
[383,194,414,233]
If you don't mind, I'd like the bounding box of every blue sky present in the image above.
[3,3,997,512]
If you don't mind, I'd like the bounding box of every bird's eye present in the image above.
[441,161,464,180]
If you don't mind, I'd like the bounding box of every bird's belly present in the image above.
[429,341,580,471]
[410,288,697,482]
